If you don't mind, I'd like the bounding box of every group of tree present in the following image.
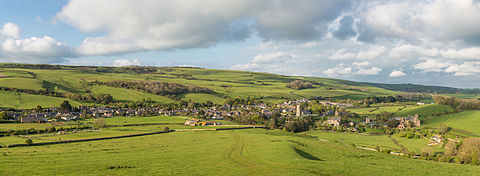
[433,95,480,111]
[0,86,113,104]
[286,80,313,90]
[92,80,214,98]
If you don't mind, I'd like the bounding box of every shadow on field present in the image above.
[293,147,323,161]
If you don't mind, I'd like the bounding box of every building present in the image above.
[324,117,341,127]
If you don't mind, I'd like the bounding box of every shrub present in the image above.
[25,139,33,145]
[163,127,170,132]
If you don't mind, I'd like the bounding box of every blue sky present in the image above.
[1,0,480,88]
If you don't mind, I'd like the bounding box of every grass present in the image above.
[0,129,479,175]
[305,130,401,151]
[395,104,453,119]
[423,111,480,136]
[91,85,174,103]
[82,116,189,126]
[0,123,53,130]
[181,93,226,104]
[0,91,82,109]
[0,65,415,109]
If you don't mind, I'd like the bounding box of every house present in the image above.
[324,117,341,127]
[393,113,421,129]
[184,119,200,126]
[20,117,46,123]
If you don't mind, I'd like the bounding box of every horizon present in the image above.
[1,0,480,88]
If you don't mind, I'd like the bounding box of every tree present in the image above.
[35,105,43,112]
[163,127,170,132]
[0,111,8,120]
[60,100,72,112]
[268,117,278,129]
[93,118,106,128]
[25,139,33,145]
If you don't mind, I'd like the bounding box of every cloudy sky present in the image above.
[1,0,480,88]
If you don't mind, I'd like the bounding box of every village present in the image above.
[0,98,424,131]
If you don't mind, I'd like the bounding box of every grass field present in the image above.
[91,85,174,103]
[82,116,189,126]
[181,93,226,104]
[394,104,453,118]
[423,111,480,136]
[0,65,415,109]
[0,123,53,130]
[0,91,83,109]
[0,129,479,175]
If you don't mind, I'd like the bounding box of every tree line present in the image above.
[0,87,113,104]
[433,95,480,111]
[91,80,215,98]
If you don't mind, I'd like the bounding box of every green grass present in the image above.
[82,116,189,126]
[0,129,479,175]
[0,123,53,130]
[0,91,82,109]
[395,104,453,119]
[305,130,401,151]
[0,65,416,109]
[91,85,174,103]
[181,93,226,104]
[423,111,480,136]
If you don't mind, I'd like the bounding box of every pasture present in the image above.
[423,111,480,136]
[0,129,479,175]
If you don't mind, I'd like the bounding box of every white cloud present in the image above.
[251,52,295,63]
[230,63,260,70]
[413,59,453,72]
[113,59,141,66]
[355,67,382,75]
[440,47,480,60]
[356,46,385,60]
[1,23,20,38]
[323,64,352,76]
[389,70,406,77]
[56,0,351,56]
[445,62,480,76]
[328,49,355,60]
[352,61,370,67]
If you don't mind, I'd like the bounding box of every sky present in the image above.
[1,0,480,88]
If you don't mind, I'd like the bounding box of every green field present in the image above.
[394,104,453,118]
[83,116,189,126]
[0,91,82,109]
[0,129,479,175]
[424,111,480,136]
[0,65,414,109]
[92,85,174,103]
[181,93,226,104]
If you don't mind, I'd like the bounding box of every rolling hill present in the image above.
[0,63,474,109]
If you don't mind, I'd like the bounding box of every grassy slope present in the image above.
[423,111,480,136]
[1,129,479,175]
[0,66,404,109]
[0,91,82,109]
[181,93,226,104]
[394,104,453,118]
[91,85,174,103]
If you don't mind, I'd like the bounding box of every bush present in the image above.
[163,127,170,132]
[382,149,392,154]
[25,139,33,145]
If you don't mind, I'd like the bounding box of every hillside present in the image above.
[0,63,471,109]
[1,129,479,175]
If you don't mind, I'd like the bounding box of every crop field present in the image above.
[423,111,480,136]
[347,105,404,115]
[0,129,479,175]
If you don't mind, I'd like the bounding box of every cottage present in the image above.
[324,117,341,127]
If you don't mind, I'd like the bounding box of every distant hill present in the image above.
[0,63,474,109]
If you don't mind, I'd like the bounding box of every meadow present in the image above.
[1,129,479,175]
[423,111,480,136]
